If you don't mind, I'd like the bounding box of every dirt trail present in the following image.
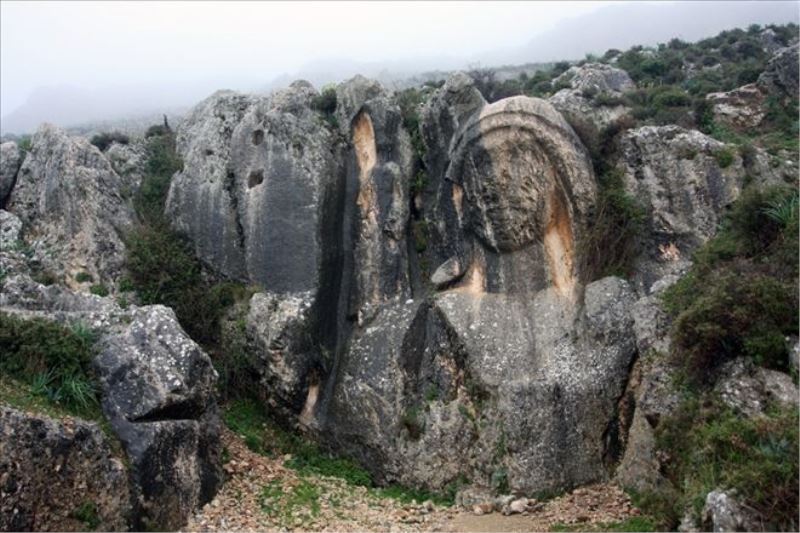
[185,430,640,532]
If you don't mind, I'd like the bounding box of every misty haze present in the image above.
[1,1,797,134]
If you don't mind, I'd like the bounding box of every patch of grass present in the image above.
[89,284,109,297]
[656,399,799,530]
[714,147,735,168]
[0,312,100,416]
[75,272,93,283]
[70,501,100,530]
[260,479,321,527]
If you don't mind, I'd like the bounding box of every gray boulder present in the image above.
[619,126,760,293]
[5,124,134,287]
[106,140,146,192]
[757,44,799,99]
[0,141,21,207]
[94,305,222,531]
[714,358,798,417]
[706,84,766,130]
[702,490,758,532]
[549,63,636,136]
[0,406,130,531]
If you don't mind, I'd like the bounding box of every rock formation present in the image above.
[0,141,21,207]
[0,406,131,531]
[6,124,134,287]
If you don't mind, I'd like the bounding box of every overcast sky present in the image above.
[1,1,797,133]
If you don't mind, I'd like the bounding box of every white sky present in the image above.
[0,1,609,114]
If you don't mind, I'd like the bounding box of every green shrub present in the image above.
[714,147,735,168]
[89,131,129,152]
[311,85,338,127]
[579,168,646,280]
[75,272,93,283]
[656,400,799,530]
[662,185,799,383]
[89,284,109,297]
[0,313,99,414]
[71,501,100,530]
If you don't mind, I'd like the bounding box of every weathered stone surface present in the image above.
[5,124,134,287]
[550,63,636,134]
[714,358,798,417]
[0,406,130,532]
[0,141,21,207]
[757,43,799,99]
[706,84,766,129]
[336,76,414,321]
[0,209,22,250]
[94,305,222,531]
[167,87,345,294]
[618,126,765,293]
[615,354,681,493]
[246,291,317,423]
[702,490,758,532]
[106,139,146,192]
[422,75,597,298]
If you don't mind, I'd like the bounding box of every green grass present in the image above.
[654,400,799,530]
[75,272,93,283]
[89,284,109,297]
[0,312,101,416]
[70,501,101,530]
[260,479,321,527]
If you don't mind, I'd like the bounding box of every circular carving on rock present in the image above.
[459,127,555,252]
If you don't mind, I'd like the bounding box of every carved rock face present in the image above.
[427,91,596,297]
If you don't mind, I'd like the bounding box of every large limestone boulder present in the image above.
[618,125,774,293]
[549,63,636,137]
[0,406,131,531]
[5,124,134,287]
[166,85,345,293]
[92,305,222,531]
[757,43,799,99]
[0,141,21,207]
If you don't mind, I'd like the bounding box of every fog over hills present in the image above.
[1,0,797,135]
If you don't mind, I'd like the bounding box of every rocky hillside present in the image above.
[0,24,797,532]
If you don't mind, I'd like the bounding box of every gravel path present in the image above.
[185,430,641,532]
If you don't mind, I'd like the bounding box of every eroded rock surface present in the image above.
[95,305,222,531]
[549,63,636,136]
[0,141,21,207]
[0,406,131,532]
[5,124,134,287]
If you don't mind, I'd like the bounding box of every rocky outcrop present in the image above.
[106,140,146,192]
[549,63,636,136]
[701,490,758,532]
[707,44,799,130]
[95,305,222,531]
[714,358,798,417]
[1,271,223,531]
[618,125,775,293]
[706,84,766,129]
[320,74,638,495]
[0,406,131,532]
[0,141,21,207]
[757,43,799,99]
[5,124,134,287]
